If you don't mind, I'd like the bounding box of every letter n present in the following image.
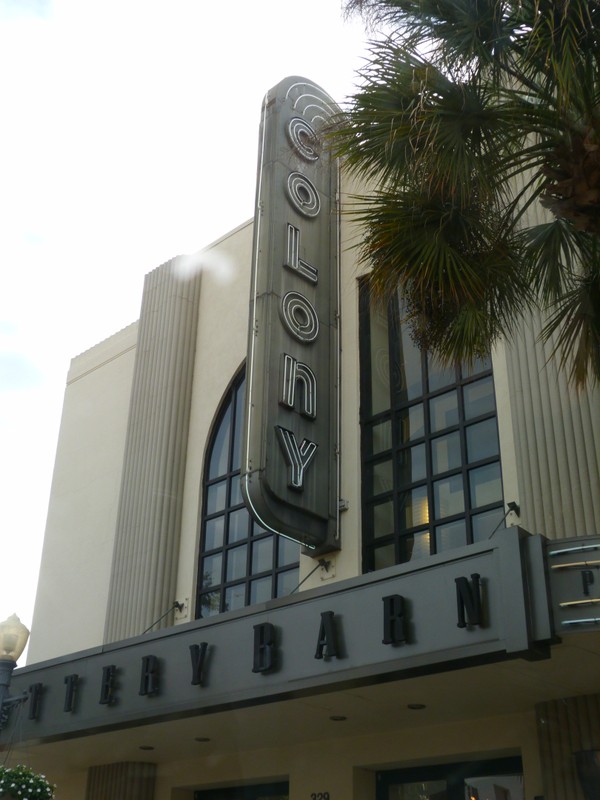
[455,574,482,628]
[315,611,338,659]
[280,354,317,418]
[382,594,407,645]
[253,623,277,673]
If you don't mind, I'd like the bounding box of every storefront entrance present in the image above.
[376,756,523,800]
[194,783,288,800]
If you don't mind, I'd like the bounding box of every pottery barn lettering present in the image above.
[6,532,549,742]
[25,576,483,719]
[242,76,339,552]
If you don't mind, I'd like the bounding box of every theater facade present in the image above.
[2,77,599,800]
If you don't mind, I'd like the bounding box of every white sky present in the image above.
[0,0,375,643]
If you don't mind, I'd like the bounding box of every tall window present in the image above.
[196,370,300,618]
[360,287,505,572]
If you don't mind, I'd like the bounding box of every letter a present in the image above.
[315,611,338,659]
[455,574,482,628]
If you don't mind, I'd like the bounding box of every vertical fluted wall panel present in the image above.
[536,694,600,800]
[500,170,600,540]
[86,762,156,800]
[104,259,201,643]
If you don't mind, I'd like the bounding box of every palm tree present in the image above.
[332,0,600,386]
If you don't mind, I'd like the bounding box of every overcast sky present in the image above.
[0,0,377,646]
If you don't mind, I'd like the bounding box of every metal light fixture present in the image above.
[0,614,30,730]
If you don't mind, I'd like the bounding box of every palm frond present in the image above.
[541,260,600,387]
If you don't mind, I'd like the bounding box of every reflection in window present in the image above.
[196,371,300,618]
[360,285,504,570]
[377,757,523,800]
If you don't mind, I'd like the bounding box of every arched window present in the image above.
[196,370,300,618]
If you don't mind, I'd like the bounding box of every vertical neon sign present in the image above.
[242,76,339,552]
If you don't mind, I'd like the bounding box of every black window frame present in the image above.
[195,369,300,619]
[359,285,505,572]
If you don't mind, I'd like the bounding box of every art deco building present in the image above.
[2,77,599,800]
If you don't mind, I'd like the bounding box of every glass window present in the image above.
[431,432,461,474]
[206,480,227,515]
[429,390,459,432]
[226,545,247,581]
[209,405,231,478]
[373,543,396,570]
[360,285,503,570]
[403,530,431,561]
[433,474,465,518]
[472,507,506,541]
[387,781,446,800]
[367,458,394,496]
[195,782,289,800]
[394,322,423,401]
[428,352,456,392]
[436,519,467,552]
[376,758,523,800]
[371,419,392,455]
[277,537,298,567]
[252,538,273,574]
[196,370,300,618]
[397,444,426,484]
[250,576,272,605]
[202,553,222,587]
[466,417,499,462]
[276,569,298,597]
[370,306,391,414]
[469,463,503,508]
[399,486,429,529]
[230,476,243,506]
[228,508,249,543]
[204,517,224,551]
[198,590,220,618]
[464,376,495,419]
[371,499,395,539]
[224,584,245,612]
[398,404,424,442]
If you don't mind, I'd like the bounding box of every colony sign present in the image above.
[242,76,339,551]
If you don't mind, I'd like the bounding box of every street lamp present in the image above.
[0,614,30,729]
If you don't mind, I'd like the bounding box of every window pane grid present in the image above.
[360,287,504,570]
[196,372,300,618]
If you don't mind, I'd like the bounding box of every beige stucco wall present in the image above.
[27,198,600,659]
[10,707,542,800]
[175,220,256,623]
[493,170,600,540]
[27,324,138,663]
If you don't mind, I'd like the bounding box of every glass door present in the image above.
[194,782,288,800]
[378,757,523,800]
